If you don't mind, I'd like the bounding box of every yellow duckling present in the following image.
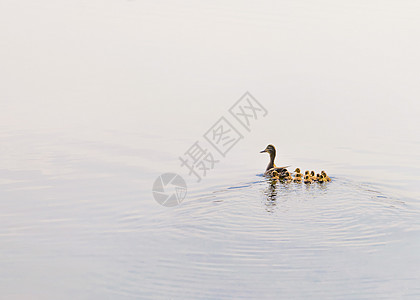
[304,170,310,177]
[321,171,331,182]
[282,171,293,182]
[303,175,313,184]
[293,173,302,183]
[268,171,280,186]
[310,171,316,180]
[294,168,301,174]
[317,174,326,183]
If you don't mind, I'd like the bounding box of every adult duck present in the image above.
[260,144,289,177]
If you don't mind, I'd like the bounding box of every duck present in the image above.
[310,171,316,180]
[260,144,289,177]
[321,171,331,182]
[303,174,313,184]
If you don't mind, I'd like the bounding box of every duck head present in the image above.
[260,144,276,170]
[260,144,276,156]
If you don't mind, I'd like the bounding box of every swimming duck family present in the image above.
[260,144,331,184]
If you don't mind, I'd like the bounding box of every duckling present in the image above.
[293,173,302,183]
[260,145,289,177]
[321,171,331,182]
[317,174,326,183]
[310,171,316,180]
[294,168,301,174]
[271,170,280,180]
[303,175,313,184]
[283,171,293,182]
[304,170,310,177]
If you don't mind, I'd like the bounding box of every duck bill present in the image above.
[260,150,266,153]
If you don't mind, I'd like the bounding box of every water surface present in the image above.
[1,0,420,299]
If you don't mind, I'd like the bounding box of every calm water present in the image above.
[1,1,420,299]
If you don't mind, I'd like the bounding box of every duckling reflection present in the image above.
[264,175,279,202]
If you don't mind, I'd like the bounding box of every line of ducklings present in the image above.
[272,168,331,184]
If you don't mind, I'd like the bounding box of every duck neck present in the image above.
[266,151,276,170]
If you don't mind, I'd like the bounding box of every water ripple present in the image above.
[94,174,420,299]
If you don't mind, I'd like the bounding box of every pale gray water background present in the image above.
[1,1,420,299]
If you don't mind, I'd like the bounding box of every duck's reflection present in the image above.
[262,170,334,213]
[263,178,279,213]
